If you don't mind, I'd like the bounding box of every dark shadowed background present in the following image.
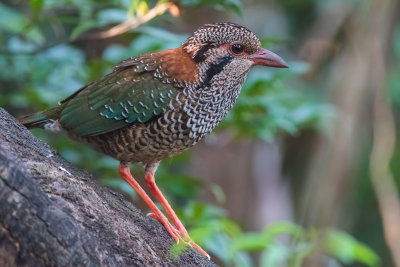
[1,0,399,266]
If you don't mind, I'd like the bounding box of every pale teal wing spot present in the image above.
[59,68,179,137]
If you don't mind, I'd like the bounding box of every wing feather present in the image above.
[59,57,180,137]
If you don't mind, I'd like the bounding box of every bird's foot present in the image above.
[185,236,210,260]
[146,212,181,242]
[147,212,210,259]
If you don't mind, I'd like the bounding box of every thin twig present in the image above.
[0,2,177,55]
[78,2,174,40]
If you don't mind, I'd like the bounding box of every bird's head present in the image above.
[182,22,288,86]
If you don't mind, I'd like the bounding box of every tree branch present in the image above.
[0,108,216,267]
[79,2,176,40]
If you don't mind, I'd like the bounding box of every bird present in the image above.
[19,22,288,258]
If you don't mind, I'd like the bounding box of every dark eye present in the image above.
[231,43,244,54]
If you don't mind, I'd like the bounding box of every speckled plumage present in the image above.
[86,24,259,164]
[19,22,288,257]
[22,23,271,165]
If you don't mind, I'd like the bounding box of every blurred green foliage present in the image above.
[222,62,334,141]
[0,0,383,266]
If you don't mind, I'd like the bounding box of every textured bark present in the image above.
[0,108,217,267]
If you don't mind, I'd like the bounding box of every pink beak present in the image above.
[250,48,288,68]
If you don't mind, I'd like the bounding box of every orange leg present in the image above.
[144,163,209,259]
[118,164,180,242]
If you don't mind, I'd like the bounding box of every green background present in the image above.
[1,0,399,266]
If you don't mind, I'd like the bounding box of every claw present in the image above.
[148,212,182,244]
[149,211,209,258]
[186,238,210,259]
[147,213,209,258]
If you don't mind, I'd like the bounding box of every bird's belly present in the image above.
[78,111,208,164]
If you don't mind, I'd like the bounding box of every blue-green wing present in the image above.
[59,66,179,137]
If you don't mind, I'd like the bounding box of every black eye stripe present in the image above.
[201,56,233,88]
[193,44,214,63]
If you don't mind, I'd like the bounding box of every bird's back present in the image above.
[20,22,287,165]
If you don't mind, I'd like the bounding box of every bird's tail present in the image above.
[19,106,63,129]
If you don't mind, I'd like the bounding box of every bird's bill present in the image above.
[250,48,288,68]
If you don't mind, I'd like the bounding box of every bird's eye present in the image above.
[231,43,244,54]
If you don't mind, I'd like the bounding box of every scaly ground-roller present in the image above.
[20,22,288,258]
